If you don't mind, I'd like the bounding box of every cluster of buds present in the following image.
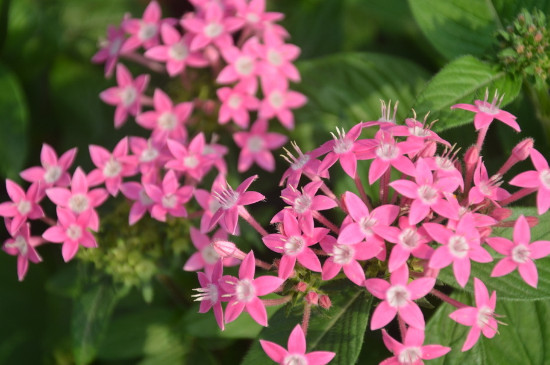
[190,91,550,363]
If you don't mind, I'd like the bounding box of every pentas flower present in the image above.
[234,0,284,33]
[181,2,244,52]
[423,214,493,287]
[390,116,450,150]
[120,174,157,225]
[451,90,520,132]
[317,124,364,178]
[209,175,265,235]
[0,181,44,234]
[233,119,287,172]
[449,278,498,351]
[217,38,260,92]
[217,85,260,128]
[192,260,226,330]
[99,63,150,128]
[194,174,226,233]
[390,158,460,225]
[468,159,510,206]
[260,324,335,365]
[144,170,193,222]
[20,143,77,190]
[136,89,193,142]
[129,136,167,175]
[222,251,284,326]
[262,211,326,279]
[365,264,435,330]
[184,227,238,275]
[320,235,378,286]
[256,29,300,84]
[509,148,550,214]
[42,208,97,262]
[2,221,43,281]
[259,83,307,129]
[487,215,550,288]
[145,24,209,76]
[88,137,137,196]
[165,134,214,181]
[279,141,327,187]
[425,153,464,192]
[92,24,127,77]
[121,0,169,52]
[46,167,109,231]
[203,136,229,175]
[380,327,450,365]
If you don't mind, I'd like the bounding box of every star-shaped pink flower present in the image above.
[2,221,43,281]
[509,148,550,214]
[380,327,450,365]
[191,260,226,330]
[20,143,77,190]
[0,181,44,234]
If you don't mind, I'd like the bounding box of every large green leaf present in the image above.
[413,55,521,133]
[241,285,372,365]
[408,0,499,60]
[492,0,550,23]
[0,62,28,179]
[293,52,428,151]
[425,291,550,364]
[437,208,550,301]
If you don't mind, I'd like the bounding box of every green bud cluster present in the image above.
[497,9,550,90]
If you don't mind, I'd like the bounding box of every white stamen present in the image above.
[44,165,62,184]
[103,158,122,178]
[511,244,530,264]
[235,279,255,303]
[448,235,469,258]
[169,42,189,61]
[386,285,410,308]
[68,194,90,214]
[332,244,354,265]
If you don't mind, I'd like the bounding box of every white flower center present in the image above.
[386,285,410,308]
[540,169,550,189]
[169,42,189,61]
[267,49,283,66]
[246,13,260,23]
[140,146,159,162]
[291,154,309,171]
[375,143,399,160]
[284,236,305,256]
[247,136,264,153]
[269,91,285,109]
[332,244,354,265]
[162,194,177,209]
[398,347,422,364]
[408,125,430,137]
[158,112,178,131]
[139,23,158,41]
[68,194,90,214]
[6,235,28,256]
[119,86,137,107]
[17,199,32,215]
[293,194,312,214]
[217,188,240,210]
[207,283,219,303]
[417,185,438,205]
[333,138,353,154]
[399,227,420,249]
[235,279,256,303]
[235,56,254,76]
[228,95,242,109]
[183,156,199,169]
[44,165,62,184]
[477,305,494,328]
[435,156,454,171]
[359,215,377,237]
[448,235,469,258]
[103,158,122,178]
[283,354,307,365]
[511,244,531,264]
[477,101,499,115]
[204,22,223,38]
[202,244,220,264]
[66,224,82,241]
[209,198,222,213]
[139,189,154,206]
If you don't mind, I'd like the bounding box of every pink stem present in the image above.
[301,302,312,336]
[500,187,537,206]
[262,295,292,307]
[122,52,164,73]
[354,174,373,210]
[380,169,391,204]
[238,206,269,237]
[430,288,466,308]
[312,211,340,234]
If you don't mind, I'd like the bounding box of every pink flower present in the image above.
[20,143,77,190]
[262,211,326,279]
[42,208,98,262]
[99,64,150,128]
[259,83,307,129]
[260,324,335,365]
[509,148,550,214]
[194,174,226,233]
[449,278,498,351]
[217,37,260,92]
[192,260,226,330]
[256,30,300,84]
[184,227,238,275]
[235,0,284,33]
[233,119,287,172]
[120,174,156,225]
[2,221,43,281]
[210,175,265,235]
[423,214,493,287]
[451,90,520,132]
[222,251,284,326]
[88,137,137,196]
[217,85,260,128]
[380,327,450,365]
[136,89,193,142]
[165,134,214,181]
[145,24,209,76]
[365,264,435,330]
[144,170,193,221]
[317,124,364,178]
[279,141,327,188]
[468,159,510,206]
[487,215,550,287]
[121,0,171,52]
[129,136,167,175]
[0,181,44,234]
[92,24,127,77]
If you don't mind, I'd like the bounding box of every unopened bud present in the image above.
[212,240,246,260]
[526,216,539,227]
[512,138,534,161]
[465,145,480,166]
[491,207,512,221]
[305,291,319,305]
[295,281,308,292]
[535,32,543,42]
[418,140,437,158]
[319,295,332,309]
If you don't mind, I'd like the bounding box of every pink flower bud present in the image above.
[512,138,534,161]
[418,140,437,158]
[305,291,318,305]
[491,207,512,221]
[319,295,331,309]
[295,281,307,292]
[212,240,246,260]
[464,145,480,167]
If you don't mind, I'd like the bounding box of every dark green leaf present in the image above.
[413,55,521,132]
[492,0,550,24]
[408,0,499,60]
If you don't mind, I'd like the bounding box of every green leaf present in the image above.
[408,0,499,60]
[294,52,428,151]
[437,208,550,301]
[492,0,550,23]
[72,282,123,365]
[241,285,372,365]
[413,55,521,132]
[0,62,28,178]
[425,291,550,364]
